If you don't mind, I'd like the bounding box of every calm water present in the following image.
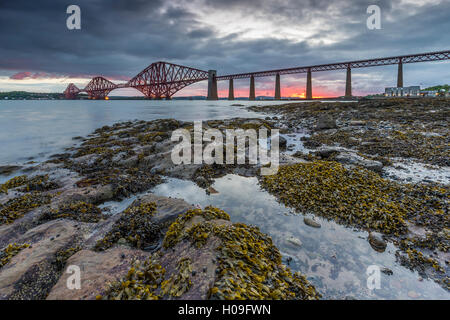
[0,100,287,166]
[151,175,449,300]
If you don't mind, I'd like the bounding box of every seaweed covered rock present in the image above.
[0,175,58,195]
[100,207,320,300]
[0,193,52,225]
[261,161,411,234]
[94,202,159,251]
[39,201,106,223]
[0,243,30,268]
[0,219,89,299]
[46,247,151,300]
[260,160,449,287]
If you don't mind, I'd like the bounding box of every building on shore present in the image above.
[419,90,438,97]
[385,86,421,97]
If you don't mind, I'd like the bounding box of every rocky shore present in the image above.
[0,117,318,300]
[0,97,448,299]
[250,98,449,290]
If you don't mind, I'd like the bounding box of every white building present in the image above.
[385,86,421,97]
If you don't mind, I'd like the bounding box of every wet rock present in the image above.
[368,232,387,252]
[286,236,302,247]
[0,219,90,299]
[314,148,340,159]
[381,267,393,275]
[46,247,150,300]
[0,166,22,176]
[334,152,383,173]
[303,217,321,228]
[279,136,287,150]
[315,115,336,130]
[349,120,366,126]
[85,194,192,251]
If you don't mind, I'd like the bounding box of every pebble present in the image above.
[304,217,321,228]
[381,267,393,275]
[286,236,302,247]
[368,232,387,252]
[408,290,420,299]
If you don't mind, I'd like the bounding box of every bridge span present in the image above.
[64,50,450,100]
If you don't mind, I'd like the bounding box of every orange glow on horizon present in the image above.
[215,88,334,99]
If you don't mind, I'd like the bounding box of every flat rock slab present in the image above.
[47,247,150,300]
[0,219,87,299]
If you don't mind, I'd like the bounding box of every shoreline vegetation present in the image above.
[0,97,448,299]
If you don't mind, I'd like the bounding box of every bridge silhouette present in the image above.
[64,50,450,100]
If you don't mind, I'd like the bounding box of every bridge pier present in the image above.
[228,79,234,100]
[249,75,255,101]
[207,70,218,100]
[345,65,352,98]
[274,73,281,100]
[397,58,403,88]
[306,68,312,100]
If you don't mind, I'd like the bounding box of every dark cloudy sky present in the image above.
[0,0,449,97]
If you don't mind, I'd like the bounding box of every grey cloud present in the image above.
[0,0,448,94]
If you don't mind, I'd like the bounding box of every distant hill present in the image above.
[0,91,63,100]
[423,84,449,92]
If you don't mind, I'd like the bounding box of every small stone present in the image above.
[368,232,387,252]
[286,236,302,247]
[408,290,420,299]
[381,267,393,275]
[117,238,127,245]
[304,217,321,228]
[315,115,337,130]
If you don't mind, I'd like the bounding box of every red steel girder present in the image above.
[63,83,81,99]
[84,76,117,99]
[216,50,450,80]
[127,61,208,98]
[63,50,449,99]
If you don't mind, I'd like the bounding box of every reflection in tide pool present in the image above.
[152,174,449,300]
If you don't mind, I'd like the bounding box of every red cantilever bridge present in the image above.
[64,50,450,100]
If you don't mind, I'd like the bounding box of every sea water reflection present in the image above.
[151,174,449,300]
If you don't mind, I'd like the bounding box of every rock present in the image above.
[315,115,337,130]
[0,165,22,176]
[83,194,192,249]
[279,136,287,150]
[407,290,420,299]
[349,120,366,126]
[368,232,387,252]
[154,135,163,142]
[381,267,393,275]
[335,152,383,173]
[46,247,150,300]
[0,219,90,299]
[286,236,302,247]
[303,217,321,228]
[348,137,360,144]
[314,148,340,159]
[206,186,219,194]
